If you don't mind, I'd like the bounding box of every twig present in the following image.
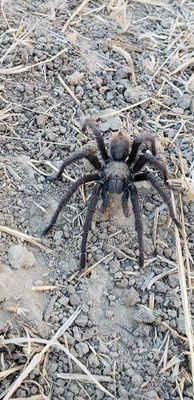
[62,0,90,32]
[0,225,51,252]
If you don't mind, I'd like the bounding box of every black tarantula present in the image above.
[42,119,182,269]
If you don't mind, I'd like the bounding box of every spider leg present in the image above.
[121,190,130,217]
[82,118,109,162]
[100,185,110,213]
[133,172,182,229]
[128,184,144,268]
[42,173,100,236]
[80,182,102,269]
[48,147,101,182]
[133,151,171,185]
[127,135,156,166]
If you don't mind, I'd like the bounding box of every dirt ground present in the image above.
[0,0,194,399]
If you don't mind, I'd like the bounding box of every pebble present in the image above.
[36,114,47,128]
[88,353,100,368]
[131,373,144,386]
[8,245,36,269]
[75,342,89,356]
[69,293,81,306]
[177,314,187,335]
[58,296,69,307]
[68,71,84,86]
[146,389,161,399]
[155,281,167,293]
[75,314,88,327]
[133,307,155,324]
[115,278,128,288]
[125,288,140,306]
[168,273,179,288]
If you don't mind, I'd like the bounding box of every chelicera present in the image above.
[42,118,182,269]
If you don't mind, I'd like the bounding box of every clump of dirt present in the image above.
[0,1,193,399]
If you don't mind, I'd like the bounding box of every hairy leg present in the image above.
[127,135,156,166]
[80,182,102,269]
[128,184,144,268]
[134,172,182,229]
[133,151,171,185]
[48,147,101,182]
[42,173,100,236]
[82,118,109,162]
[100,185,110,213]
[121,190,130,217]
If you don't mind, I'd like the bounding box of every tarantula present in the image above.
[42,118,182,269]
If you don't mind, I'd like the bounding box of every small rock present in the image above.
[58,296,69,307]
[177,314,186,335]
[8,245,36,269]
[53,230,63,242]
[125,288,140,306]
[131,373,144,386]
[177,94,191,110]
[75,314,88,327]
[36,114,47,128]
[68,71,84,86]
[69,294,81,306]
[99,108,122,132]
[116,278,128,288]
[146,389,161,400]
[73,326,82,341]
[133,307,155,324]
[88,353,100,368]
[75,342,89,356]
[155,281,167,293]
[168,273,179,288]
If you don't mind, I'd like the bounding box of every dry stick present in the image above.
[0,225,51,252]
[0,48,67,75]
[170,57,194,76]
[97,97,151,119]
[57,372,113,383]
[170,192,194,394]
[62,0,90,32]
[10,396,47,400]
[3,307,82,400]
[57,74,80,105]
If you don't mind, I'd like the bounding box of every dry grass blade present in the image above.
[171,192,194,393]
[31,285,58,292]
[57,74,80,105]
[131,0,169,5]
[146,267,177,290]
[0,365,23,380]
[0,225,51,252]
[56,342,114,398]
[62,0,90,32]
[0,48,67,75]
[57,372,113,383]
[160,355,182,374]
[3,306,82,400]
[110,44,136,83]
[170,57,194,76]
[97,97,151,118]
[11,396,48,400]
[79,253,114,278]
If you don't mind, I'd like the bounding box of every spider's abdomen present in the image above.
[104,161,129,194]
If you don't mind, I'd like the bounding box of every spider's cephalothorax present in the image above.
[42,118,182,269]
